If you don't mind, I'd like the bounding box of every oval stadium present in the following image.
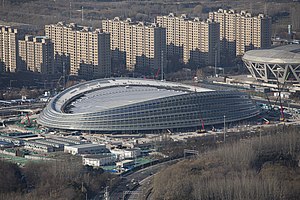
[37,78,259,132]
[243,44,300,84]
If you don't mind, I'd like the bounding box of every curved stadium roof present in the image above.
[67,86,189,114]
[37,78,259,132]
[243,44,300,64]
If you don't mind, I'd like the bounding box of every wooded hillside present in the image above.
[0,0,298,39]
[152,126,300,200]
[0,156,117,200]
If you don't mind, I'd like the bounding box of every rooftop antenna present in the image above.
[76,6,84,21]
[264,1,268,15]
[69,0,72,20]
[81,6,84,21]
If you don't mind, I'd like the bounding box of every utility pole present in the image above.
[9,80,14,88]
[223,115,226,143]
[161,50,164,81]
[214,43,218,77]
[134,152,137,167]
[104,186,110,200]
[63,61,66,89]
[259,127,262,150]
[215,48,217,77]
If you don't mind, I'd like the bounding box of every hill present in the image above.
[0,0,298,38]
[152,126,300,200]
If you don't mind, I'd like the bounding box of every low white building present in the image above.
[124,148,141,158]
[82,154,116,167]
[111,148,141,160]
[64,143,109,155]
[274,91,290,99]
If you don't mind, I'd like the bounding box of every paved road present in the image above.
[109,158,182,200]
[128,174,154,200]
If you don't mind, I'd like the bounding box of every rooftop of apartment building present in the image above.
[24,35,50,42]
[158,13,221,24]
[212,9,269,19]
[0,26,18,33]
[105,17,161,28]
[47,21,104,34]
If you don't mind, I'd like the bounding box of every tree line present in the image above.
[0,156,117,200]
[152,125,300,200]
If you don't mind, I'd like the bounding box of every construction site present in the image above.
[0,43,299,179]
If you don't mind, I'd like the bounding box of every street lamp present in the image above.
[223,115,226,143]
[9,80,16,89]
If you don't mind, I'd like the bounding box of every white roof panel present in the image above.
[243,44,300,64]
[69,86,186,113]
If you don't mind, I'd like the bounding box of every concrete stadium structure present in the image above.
[243,45,300,84]
[37,78,259,132]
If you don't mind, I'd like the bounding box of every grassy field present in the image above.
[0,153,32,165]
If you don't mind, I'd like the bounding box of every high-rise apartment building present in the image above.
[156,13,220,66]
[45,22,111,78]
[209,9,271,59]
[189,18,220,66]
[102,17,130,71]
[156,14,189,64]
[102,18,166,73]
[0,26,19,72]
[18,35,54,74]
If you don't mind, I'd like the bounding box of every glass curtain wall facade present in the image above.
[38,79,259,132]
